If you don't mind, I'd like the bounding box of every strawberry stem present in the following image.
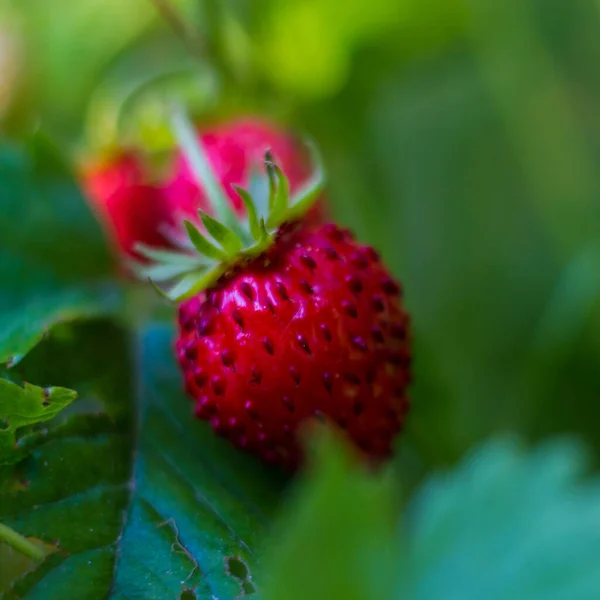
[170,106,252,245]
[0,522,47,561]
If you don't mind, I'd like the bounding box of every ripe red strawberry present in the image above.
[134,115,409,470]
[176,223,410,469]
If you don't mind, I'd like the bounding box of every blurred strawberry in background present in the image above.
[81,148,173,261]
[163,118,321,218]
[80,118,325,261]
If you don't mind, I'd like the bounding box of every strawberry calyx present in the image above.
[131,107,326,302]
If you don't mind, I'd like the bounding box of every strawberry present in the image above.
[80,149,173,260]
[81,149,144,206]
[81,118,324,260]
[175,223,410,469]
[134,114,410,470]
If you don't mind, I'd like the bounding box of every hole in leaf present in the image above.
[226,556,249,580]
[243,580,256,595]
[225,555,256,596]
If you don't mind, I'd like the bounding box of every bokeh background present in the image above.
[1,0,599,478]
[2,1,600,598]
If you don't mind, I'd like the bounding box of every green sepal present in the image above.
[131,261,208,283]
[233,184,262,242]
[285,179,323,223]
[267,160,290,229]
[199,211,244,255]
[248,168,270,219]
[259,218,269,241]
[134,108,327,304]
[158,221,196,250]
[166,265,228,302]
[184,220,228,261]
[266,150,277,213]
[148,278,176,303]
[134,243,204,266]
[286,140,326,221]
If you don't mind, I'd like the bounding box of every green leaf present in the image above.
[0,138,121,465]
[0,136,111,280]
[0,284,120,368]
[199,211,244,255]
[0,139,121,461]
[0,536,57,595]
[111,324,283,599]
[1,322,286,598]
[396,437,600,600]
[233,185,262,242]
[0,321,134,599]
[261,428,397,600]
[0,137,120,368]
[183,219,228,261]
[261,434,600,600]
[0,380,76,465]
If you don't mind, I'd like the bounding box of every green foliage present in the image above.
[0,133,111,279]
[254,0,464,99]
[1,322,285,598]
[0,133,120,470]
[397,437,600,599]
[2,0,600,598]
[262,434,600,600]
[261,430,397,600]
[111,324,283,599]
[0,380,75,464]
[0,135,118,368]
[3,0,155,137]
[0,321,134,597]
[0,536,57,596]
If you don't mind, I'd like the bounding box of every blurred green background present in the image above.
[1,0,599,475]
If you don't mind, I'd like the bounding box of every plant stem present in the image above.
[0,523,47,562]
